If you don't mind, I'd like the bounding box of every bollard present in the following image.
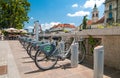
[71,43,78,67]
[94,46,104,78]
[1,34,4,40]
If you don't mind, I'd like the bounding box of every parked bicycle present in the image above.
[34,36,86,70]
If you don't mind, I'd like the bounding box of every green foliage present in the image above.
[88,35,98,53]
[112,23,120,26]
[97,25,104,29]
[0,0,30,29]
[63,29,69,33]
[1,30,8,36]
[105,23,120,28]
[82,15,87,29]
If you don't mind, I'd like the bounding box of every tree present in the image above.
[0,0,30,29]
[82,15,88,29]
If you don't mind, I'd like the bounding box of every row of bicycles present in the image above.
[18,36,86,70]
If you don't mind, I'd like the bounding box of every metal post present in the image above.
[94,46,104,78]
[34,21,39,41]
[71,43,78,67]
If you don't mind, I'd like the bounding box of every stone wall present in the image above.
[103,35,120,69]
[61,34,120,70]
[42,27,120,69]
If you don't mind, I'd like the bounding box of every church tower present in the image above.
[92,4,99,23]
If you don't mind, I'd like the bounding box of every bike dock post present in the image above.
[34,21,39,41]
[71,43,78,67]
[94,46,104,78]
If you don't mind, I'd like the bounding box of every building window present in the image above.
[96,13,98,17]
[92,14,94,17]
[109,12,112,18]
[109,4,112,10]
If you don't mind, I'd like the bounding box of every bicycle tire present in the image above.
[78,41,86,64]
[35,49,58,70]
[29,45,37,60]
[26,44,31,55]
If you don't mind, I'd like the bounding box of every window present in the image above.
[96,13,98,17]
[109,12,112,18]
[109,4,112,10]
[92,14,94,17]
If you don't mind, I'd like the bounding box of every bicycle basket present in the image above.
[39,43,56,56]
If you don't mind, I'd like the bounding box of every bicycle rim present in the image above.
[29,46,37,60]
[78,42,86,64]
[35,50,58,70]
[27,44,31,55]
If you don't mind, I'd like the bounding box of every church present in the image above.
[87,4,105,29]
[86,0,120,29]
[104,0,120,23]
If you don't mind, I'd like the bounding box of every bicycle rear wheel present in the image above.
[26,44,31,55]
[78,41,86,64]
[35,50,58,70]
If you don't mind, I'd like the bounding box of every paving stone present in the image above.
[0,65,7,75]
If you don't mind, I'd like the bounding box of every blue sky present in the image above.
[24,0,105,32]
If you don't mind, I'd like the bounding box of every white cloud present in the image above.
[67,11,90,17]
[27,26,34,29]
[80,6,82,8]
[84,0,105,9]
[72,3,78,8]
[41,22,60,31]
[30,17,34,20]
[69,23,75,25]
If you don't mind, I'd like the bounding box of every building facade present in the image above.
[49,24,75,33]
[86,4,105,29]
[104,0,120,23]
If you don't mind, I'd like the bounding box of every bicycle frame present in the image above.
[49,38,76,60]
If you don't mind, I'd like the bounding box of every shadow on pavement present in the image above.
[24,66,61,74]
[24,69,43,74]
[22,60,34,63]
[81,60,120,78]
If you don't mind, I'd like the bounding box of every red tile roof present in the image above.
[93,16,105,24]
[87,20,93,25]
[52,24,75,28]
[87,16,105,25]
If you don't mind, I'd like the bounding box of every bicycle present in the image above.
[28,36,59,60]
[34,36,86,70]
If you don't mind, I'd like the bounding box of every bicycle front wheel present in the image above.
[35,50,58,70]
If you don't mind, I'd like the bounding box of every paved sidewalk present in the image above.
[0,41,8,78]
[0,41,21,78]
[0,40,120,78]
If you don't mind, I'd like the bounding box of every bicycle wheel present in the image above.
[78,41,86,64]
[35,50,58,70]
[29,45,37,60]
[26,44,31,55]
[23,42,28,50]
